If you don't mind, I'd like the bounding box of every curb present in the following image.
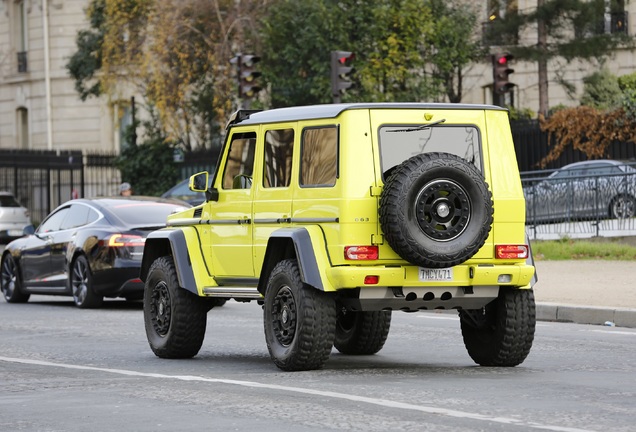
[536,302,636,328]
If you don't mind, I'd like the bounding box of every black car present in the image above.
[0,196,189,308]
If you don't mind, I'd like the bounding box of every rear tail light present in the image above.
[108,234,145,247]
[344,246,379,260]
[495,244,529,259]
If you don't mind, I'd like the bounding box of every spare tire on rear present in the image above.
[379,152,493,268]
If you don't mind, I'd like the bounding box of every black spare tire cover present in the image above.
[379,152,494,268]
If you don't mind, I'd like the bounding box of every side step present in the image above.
[202,286,262,299]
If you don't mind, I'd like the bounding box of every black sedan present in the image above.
[0,196,189,308]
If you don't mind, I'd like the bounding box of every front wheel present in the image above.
[71,255,103,309]
[263,259,336,371]
[334,310,391,355]
[1,254,30,303]
[459,288,536,367]
[144,256,207,358]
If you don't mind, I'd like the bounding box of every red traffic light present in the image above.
[338,52,355,64]
[497,54,513,65]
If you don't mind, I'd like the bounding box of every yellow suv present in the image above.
[140,103,536,371]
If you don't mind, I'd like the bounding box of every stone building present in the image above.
[0,0,634,153]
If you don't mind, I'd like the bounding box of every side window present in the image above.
[263,129,294,188]
[38,207,70,233]
[60,204,91,230]
[222,132,257,190]
[300,126,338,187]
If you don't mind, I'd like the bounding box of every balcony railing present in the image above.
[17,51,27,73]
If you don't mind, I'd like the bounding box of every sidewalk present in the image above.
[533,260,636,328]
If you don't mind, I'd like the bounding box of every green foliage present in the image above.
[507,106,535,121]
[114,108,179,196]
[532,238,636,260]
[580,68,622,110]
[618,72,636,121]
[66,0,105,101]
[497,0,630,62]
[426,0,486,103]
[260,0,483,106]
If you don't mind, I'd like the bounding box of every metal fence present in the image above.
[0,149,216,226]
[510,119,636,172]
[521,164,636,240]
[0,150,121,225]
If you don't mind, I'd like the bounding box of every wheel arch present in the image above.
[141,229,198,294]
[257,227,330,295]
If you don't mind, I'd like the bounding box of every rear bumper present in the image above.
[93,266,144,298]
[327,263,535,311]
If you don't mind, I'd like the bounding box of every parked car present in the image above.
[1,196,189,308]
[161,178,206,206]
[0,191,32,244]
[524,159,636,223]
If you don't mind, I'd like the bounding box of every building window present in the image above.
[13,0,28,73]
[17,108,29,149]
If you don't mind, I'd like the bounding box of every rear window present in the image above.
[0,195,21,207]
[109,202,184,226]
[378,125,482,178]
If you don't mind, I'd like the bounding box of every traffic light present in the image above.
[230,53,262,100]
[493,53,515,95]
[331,50,354,102]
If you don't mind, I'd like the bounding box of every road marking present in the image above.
[0,355,594,432]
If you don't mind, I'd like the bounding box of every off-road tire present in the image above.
[334,310,391,355]
[1,254,30,303]
[459,288,536,366]
[209,298,227,308]
[71,255,103,309]
[144,256,207,359]
[264,259,336,371]
[380,152,494,268]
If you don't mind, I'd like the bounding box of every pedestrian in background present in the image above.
[119,182,133,197]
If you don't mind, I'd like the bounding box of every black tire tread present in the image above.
[460,288,536,367]
[334,310,391,355]
[144,256,207,359]
[264,259,335,371]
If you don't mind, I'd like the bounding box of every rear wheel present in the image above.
[264,259,336,371]
[144,256,207,358]
[71,255,103,309]
[459,288,535,366]
[334,310,391,355]
[1,254,30,303]
[609,194,635,219]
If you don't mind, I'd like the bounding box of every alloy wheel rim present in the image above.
[414,179,471,241]
[72,259,89,304]
[271,285,297,346]
[1,258,16,298]
[151,281,171,336]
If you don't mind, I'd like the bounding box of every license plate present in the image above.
[419,268,453,281]
[7,230,24,236]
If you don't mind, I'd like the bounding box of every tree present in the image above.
[580,68,622,110]
[260,0,483,107]
[67,0,268,151]
[425,0,486,103]
[491,0,634,116]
